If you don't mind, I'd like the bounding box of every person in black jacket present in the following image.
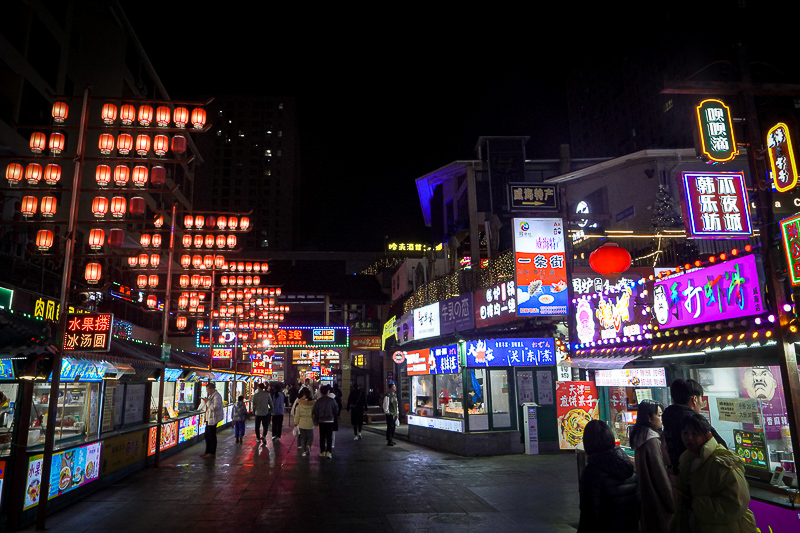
[662,378,728,475]
[346,382,368,440]
[578,420,639,533]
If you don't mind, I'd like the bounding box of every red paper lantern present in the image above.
[154,215,164,228]
[137,275,147,288]
[227,217,238,230]
[138,254,149,267]
[151,234,162,248]
[36,229,54,250]
[192,255,202,268]
[101,103,117,124]
[148,275,159,288]
[194,215,205,229]
[203,255,214,269]
[127,256,138,267]
[197,319,204,330]
[215,255,225,268]
[132,166,148,187]
[49,132,65,154]
[51,102,68,123]
[138,105,153,126]
[184,215,194,229]
[176,316,187,330]
[40,196,56,217]
[113,165,130,186]
[179,275,190,288]
[21,196,37,216]
[193,235,203,248]
[189,295,200,308]
[253,263,261,273]
[109,228,124,246]
[261,263,269,272]
[216,216,227,230]
[182,234,192,248]
[129,197,146,216]
[216,235,226,248]
[85,263,102,284]
[30,132,47,153]
[171,135,186,154]
[150,254,160,268]
[178,294,189,308]
[110,196,126,218]
[43,164,61,185]
[153,135,169,156]
[236,276,244,286]
[190,108,206,129]
[89,228,105,250]
[135,134,151,156]
[190,274,201,287]
[147,294,157,309]
[220,275,229,286]
[253,276,260,285]
[589,243,632,275]
[227,235,237,248]
[120,104,136,125]
[117,133,133,155]
[202,276,212,289]
[6,163,23,185]
[98,133,114,154]
[240,217,250,231]
[155,106,170,127]
[92,197,109,218]
[95,165,111,187]
[173,107,189,128]
[25,163,42,185]
[140,234,151,247]
[180,255,191,268]
[204,235,215,248]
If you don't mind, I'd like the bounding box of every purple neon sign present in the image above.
[652,254,764,329]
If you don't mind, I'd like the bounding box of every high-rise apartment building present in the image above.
[194,96,299,251]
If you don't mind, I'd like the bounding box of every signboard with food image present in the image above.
[733,429,768,470]
[513,218,568,316]
[556,381,599,450]
[24,442,101,509]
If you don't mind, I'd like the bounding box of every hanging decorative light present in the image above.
[25,163,42,185]
[216,235,226,248]
[135,134,151,156]
[245,276,252,286]
[150,254,160,268]
[176,316,188,330]
[117,133,133,155]
[129,197,146,216]
[155,106,170,127]
[138,254,149,267]
[6,163,23,185]
[148,274,159,288]
[190,274,201,287]
[220,275,229,286]
[192,255,203,268]
[182,234,193,248]
[262,263,269,272]
[136,275,148,289]
[101,103,117,124]
[204,234,215,248]
[252,263,261,273]
[140,234,151,248]
[109,228,124,247]
[203,255,214,269]
[227,235,237,248]
[51,102,68,123]
[190,108,206,129]
[245,262,253,272]
[236,262,245,272]
[154,215,164,228]
[20,196,37,217]
[202,276,212,289]
[92,197,109,218]
[178,294,189,309]
[219,291,228,301]
[589,243,632,275]
[138,105,153,126]
[179,275,190,288]
[275,288,281,296]
[110,196,126,218]
[216,216,227,230]
[173,107,189,128]
[48,132,65,154]
[171,135,186,154]
[98,133,114,154]
[215,255,225,269]
[85,263,102,284]
[36,229,54,251]
[41,163,61,186]
[227,217,238,230]
[93,165,110,187]
[180,255,191,268]
[147,294,157,309]
[194,215,205,229]
[253,275,260,285]
[112,165,129,187]
[240,217,250,231]
[120,104,136,125]
[189,294,200,308]
[236,276,245,286]
[152,135,169,157]
[206,216,216,228]
[193,234,204,248]
[127,256,137,268]
[151,234,162,248]
[40,196,56,217]
[184,215,194,229]
[131,166,148,187]
[89,228,105,250]
[30,132,47,153]
[197,319,204,330]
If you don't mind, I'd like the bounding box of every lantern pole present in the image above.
[36,86,91,530]
[154,203,177,468]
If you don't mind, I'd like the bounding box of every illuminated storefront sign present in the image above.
[272,326,349,348]
[652,254,764,329]
[429,344,459,374]
[465,338,556,367]
[473,280,517,328]
[509,183,558,210]
[395,312,414,344]
[406,349,430,375]
[212,348,233,359]
[63,313,113,352]
[0,287,13,310]
[0,359,15,379]
[382,317,396,349]
[696,98,738,162]
[386,242,434,254]
[413,302,440,340]
[780,213,800,286]
[351,337,381,350]
[513,218,568,316]
[768,122,798,193]
[681,171,752,238]
[595,368,667,388]
[24,442,102,509]
[164,368,183,381]
[292,350,339,365]
[439,293,474,334]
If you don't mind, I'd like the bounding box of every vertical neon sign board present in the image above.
[681,171,752,238]
[696,98,738,162]
[780,213,800,286]
[767,123,798,193]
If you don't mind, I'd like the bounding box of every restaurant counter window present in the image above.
[0,383,18,455]
[178,381,195,411]
[467,369,488,430]
[489,369,512,428]
[602,385,670,447]
[30,382,98,446]
[150,382,178,421]
[436,373,464,418]
[411,375,434,417]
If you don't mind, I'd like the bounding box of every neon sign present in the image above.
[465,338,556,367]
[696,98,738,162]
[681,171,752,238]
[780,213,800,286]
[767,122,798,193]
[63,313,113,352]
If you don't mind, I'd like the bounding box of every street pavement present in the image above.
[22,419,580,532]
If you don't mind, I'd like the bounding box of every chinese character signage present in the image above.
[387,242,432,255]
[413,302,440,340]
[556,381,599,450]
[572,269,652,346]
[465,338,556,367]
[696,98,738,162]
[509,183,558,211]
[652,254,764,329]
[351,336,381,350]
[768,122,798,193]
[595,368,667,388]
[212,348,232,359]
[439,293,474,334]
[733,429,768,470]
[780,213,800,286]
[52,358,108,382]
[382,317,396,349]
[429,344,459,374]
[63,313,113,352]
[473,280,518,328]
[681,171,752,238]
[513,218,568,316]
[406,349,430,375]
[24,442,102,509]
[271,327,349,348]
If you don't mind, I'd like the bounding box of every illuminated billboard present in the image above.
[513,218,568,316]
[680,171,752,238]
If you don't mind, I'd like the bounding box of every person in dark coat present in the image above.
[630,401,674,533]
[578,420,639,533]
[346,382,367,440]
[663,378,727,475]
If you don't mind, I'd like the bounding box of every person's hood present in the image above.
[631,427,661,450]
[297,398,315,406]
[587,446,635,480]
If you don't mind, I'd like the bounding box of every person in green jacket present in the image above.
[672,413,756,533]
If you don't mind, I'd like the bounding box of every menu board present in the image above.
[595,368,667,388]
[147,420,179,456]
[716,398,759,423]
[537,371,554,405]
[734,429,768,470]
[124,384,146,425]
[24,442,101,509]
[178,415,199,443]
[102,386,116,432]
[556,381,599,450]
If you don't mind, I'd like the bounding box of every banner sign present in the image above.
[556,381,599,450]
[439,293,474,334]
[465,338,555,367]
[429,344,459,374]
[652,254,764,329]
[509,183,558,211]
[382,317,396,349]
[63,313,113,352]
[767,122,798,193]
[406,349,430,375]
[351,336,381,350]
[695,98,738,162]
[473,280,518,328]
[24,442,102,509]
[271,327,349,348]
[413,302,440,340]
[680,171,752,238]
[595,368,667,388]
[513,218,568,316]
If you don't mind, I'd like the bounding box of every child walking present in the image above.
[232,395,247,443]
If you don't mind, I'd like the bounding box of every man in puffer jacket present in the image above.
[312,385,339,458]
[672,413,756,533]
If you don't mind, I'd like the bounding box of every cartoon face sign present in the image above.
[743,366,777,400]
[576,299,595,344]
[653,284,670,326]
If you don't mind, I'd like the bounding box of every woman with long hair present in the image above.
[630,401,674,533]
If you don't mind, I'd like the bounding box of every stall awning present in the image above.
[562,354,642,370]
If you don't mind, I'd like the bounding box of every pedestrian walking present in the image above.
[271,384,285,441]
[292,387,315,456]
[630,401,674,533]
[199,382,224,458]
[252,383,274,445]
[577,420,639,533]
[327,385,339,449]
[232,395,247,444]
[287,382,298,407]
[347,382,367,440]
[313,384,338,458]
[332,382,343,415]
[663,379,727,475]
[383,382,398,446]
[672,413,756,533]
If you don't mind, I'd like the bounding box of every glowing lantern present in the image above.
[180,255,191,268]
[182,235,193,248]
[194,215,205,229]
[262,263,269,272]
[155,106,170,127]
[132,166,148,187]
[25,163,42,185]
[98,133,114,154]
[245,276,252,286]
[202,276,212,289]
[197,319,204,330]
[193,235,204,248]
[140,234,151,247]
[176,317,187,330]
[227,235,237,248]
[6,163,23,185]
[117,133,133,155]
[220,275,229,285]
[48,132,65,154]
[215,255,225,268]
[136,275,147,289]
[138,254,149,267]
[154,215,164,228]
[236,262,244,272]
[147,295,157,309]
[178,294,188,309]
[245,262,253,272]
[109,228,124,246]
[240,217,250,231]
[129,197,146,215]
[253,263,261,273]
[236,276,245,286]
[89,229,105,250]
[152,135,169,156]
[190,108,206,129]
[110,196,126,218]
[36,229,54,250]
[113,165,130,186]
[219,291,228,301]
[51,102,68,123]
[148,275,159,288]
[30,132,47,153]
[589,243,632,275]
[216,216,227,230]
[151,234,162,248]
[203,255,214,269]
[204,235,215,248]
[189,295,200,308]
[92,197,109,218]
[135,135,151,156]
[184,215,195,229]
[171,135,186,154]
[120,105,136,125]
[228,217,238,230]
[21,196,37,216]
[275,288,281,296]
[253,275,260,285]
[138,105,153,126]
[85,263,102,284]
[150,254,160,268]
[216,235,226,248]
[42,163,61,185]
[95,165,111,187]
[173,107,189,128]
[192,255,202,268]
[40,196,56,217]
[191,274,201,287]
[101,103,117,124]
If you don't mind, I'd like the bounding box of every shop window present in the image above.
[0,383,19,455]
[411,375,434,417]
[489,369,512,428]
[30,381,100,445]
[467,369,489,430]
[436,373,464,419]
